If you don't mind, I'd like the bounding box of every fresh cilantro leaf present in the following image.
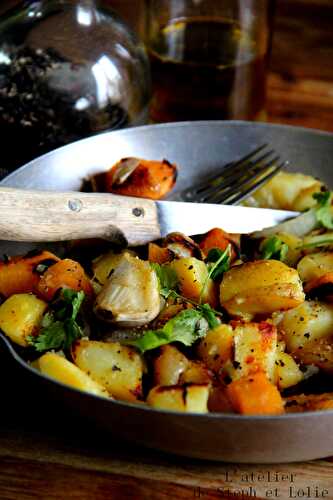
[313,191,333,229]
[27,289,85,353]
[151,263,178,298]
[260,236,289,261]
[125,309,209,353]
[197,303,220,329]
[205,246,231,281]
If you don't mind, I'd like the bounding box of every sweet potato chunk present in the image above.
[37,258,93,301]
[0,251,59,297]
[226,372,284,415]
[148,243,173,264]
[91,157,177,200]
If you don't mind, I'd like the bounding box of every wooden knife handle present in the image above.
[0,187,161,246]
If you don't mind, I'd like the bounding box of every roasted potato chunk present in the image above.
[274,352,303,390]
[293,336,333,374]
[147,383,210,413]
[37,352,109,398]
[153,345,190,386]
[95,253,161,326]
[170,257,218,307]
[71,339,145,402]
[197,324,234,374]
[297,252,333,283]
[243,171,323,211]
[233,321,277,382]
[0,293,47,347]
[285,393,333,413]
[279,300,333,351]
[220,260,305,319]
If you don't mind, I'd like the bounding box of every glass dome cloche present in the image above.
[0,0,151,174]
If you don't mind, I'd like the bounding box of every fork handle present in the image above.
[0,187,161,246]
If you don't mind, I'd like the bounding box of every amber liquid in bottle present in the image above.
[148,18,267,123]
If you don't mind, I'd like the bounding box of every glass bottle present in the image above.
[0,0,151,174]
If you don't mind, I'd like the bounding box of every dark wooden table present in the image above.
[1,1,333,498]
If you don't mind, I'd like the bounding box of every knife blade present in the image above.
[0,187,297,245]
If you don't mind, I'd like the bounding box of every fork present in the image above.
[178,144,289,205]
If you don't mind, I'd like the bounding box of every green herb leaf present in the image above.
[206,246,231,281]
[260,236,289,261]
[125,309,209,353]
[27,289,85,353]
[313,191,333,229]
[197,303,220,329]
[151,263,178,299]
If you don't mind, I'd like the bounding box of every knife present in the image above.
[0,187,297,245]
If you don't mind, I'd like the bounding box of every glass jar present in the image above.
[144,0,274,123]
[0,0,151,174]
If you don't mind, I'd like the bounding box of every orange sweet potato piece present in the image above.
[91,157,177,200]
[37,259,93,301]
[226,372,284,415]
[0,251,59,298]
[304,272,333,301]
[148,243,173,264]
[198,228,240,260]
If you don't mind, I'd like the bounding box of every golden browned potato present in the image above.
[36,352,109,398]
[293,336,333,374]
[153,345,190,386]
[197,324,234,374]
[147,383,210,413]
[285,393,333,413]
[279,300,333,351]
[71,339,145,402]
[232,321,277,382]
[274,351,303,390]
[179,361,213,385]
[0,293,47,347]
[170,257,218,307]
[220,260,305,319]
[243,171,323,211]
[297,252,333,283]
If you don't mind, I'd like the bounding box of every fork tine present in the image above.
[204,157,283,205]
[196,150,277,201]
[183,144,268,199]
[220,161,287,205]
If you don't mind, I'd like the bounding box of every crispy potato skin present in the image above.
[92,158,177,200]
[71,339,144,402]
[37,352,109,398]
[285,393,333,413]
[226,371,285,415]
[293,337,333,374]
[0,251,59,297]
[197,324,234,374]
[279,300,333,351]
[243,171,323,211]
[37,258,93,301]
[0,293,47,346]
[147,383,210,413]
[170,257,218,307]
[154,345,189,386]
[220,260,305,319]
[297,253,333,283]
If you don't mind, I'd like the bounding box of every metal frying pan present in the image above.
[1,121,333,463]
